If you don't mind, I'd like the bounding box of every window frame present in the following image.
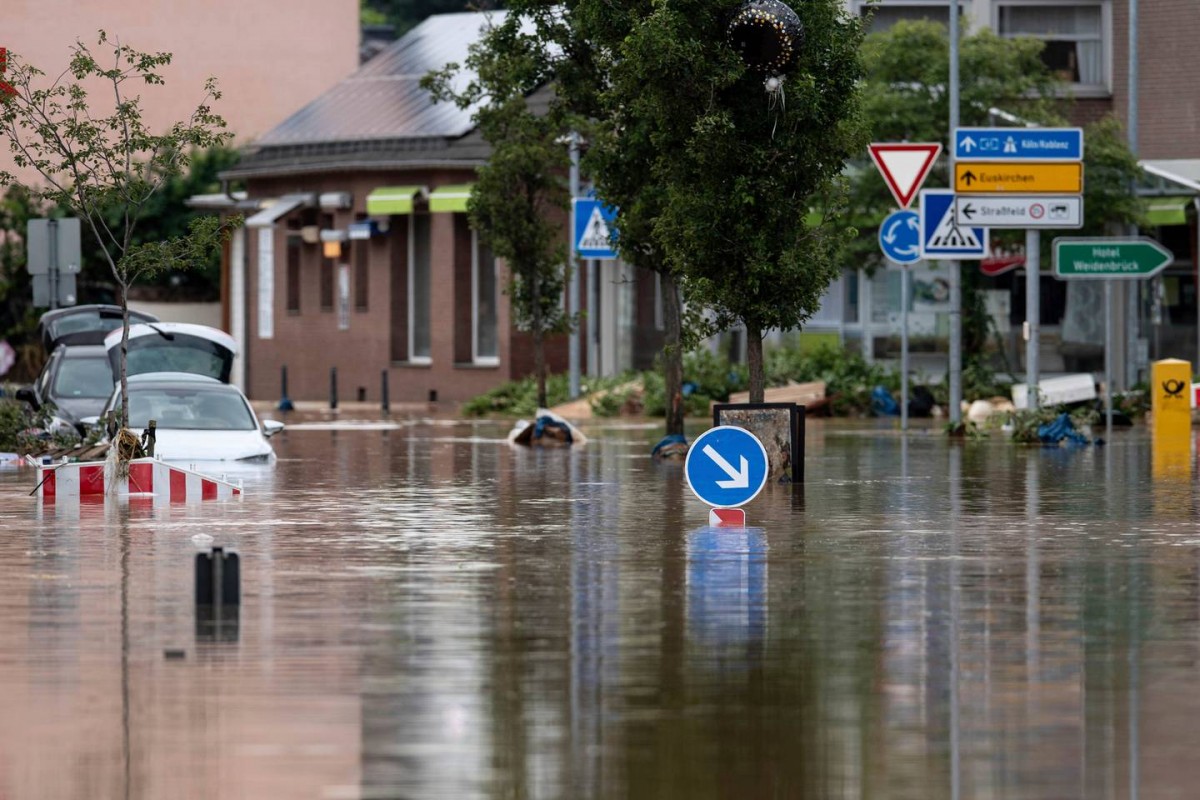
[471,229,500,366]
[993,0,1111,96]
[407,213,433,365]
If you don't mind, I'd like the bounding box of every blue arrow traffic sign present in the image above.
[954,127,1083,162]
[919,189,988,261]
[573,198,619,259]
[879,209,921,264]
[684,426,769,508]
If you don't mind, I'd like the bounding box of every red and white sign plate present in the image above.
[708,508,747,527]
[868,143,942,209]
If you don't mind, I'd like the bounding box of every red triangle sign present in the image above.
[868,143,943,209]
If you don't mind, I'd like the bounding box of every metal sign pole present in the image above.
[567,132,582,399]
[48,218,59,311]
[1025,228,1040,410]
[1105,280,1113,436]
[947,0,962,429]
[901,261,910,432]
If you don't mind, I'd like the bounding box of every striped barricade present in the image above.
[36,457,243,505]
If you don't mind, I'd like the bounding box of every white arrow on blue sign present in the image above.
[879,209,921,264]
[573,198,619,259]
[684,426,770,508]
[954,127,1083,162]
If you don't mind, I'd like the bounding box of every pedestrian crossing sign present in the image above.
[573,198,619,259]
[919,189,988,261]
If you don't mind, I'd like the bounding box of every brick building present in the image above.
[206,12,663,406]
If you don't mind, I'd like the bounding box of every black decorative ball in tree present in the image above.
[727,0,804,75]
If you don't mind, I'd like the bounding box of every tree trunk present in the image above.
[661,271,685,437]
[532,275,547,409]
[119,283,130,429]
[746,322,765,403]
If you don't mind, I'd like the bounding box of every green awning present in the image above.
[1145,196,1192,227]
[366,185,422,215]
[429,184,474,213]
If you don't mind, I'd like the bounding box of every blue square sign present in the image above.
[573,198,619,259]
[919,189,988,261]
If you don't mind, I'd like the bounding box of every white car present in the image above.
[97,373,283,463]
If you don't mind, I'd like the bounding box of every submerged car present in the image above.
[97,373,283,463]
[18,305,161,430]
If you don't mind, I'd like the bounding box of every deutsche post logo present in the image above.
[1162,378,1186,398]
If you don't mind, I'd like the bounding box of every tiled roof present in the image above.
[253,11,506,148]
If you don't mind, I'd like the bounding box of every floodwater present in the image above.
[1,416,1199,799]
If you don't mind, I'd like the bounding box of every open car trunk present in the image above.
[38,305,159,353]
[105,323,238,384]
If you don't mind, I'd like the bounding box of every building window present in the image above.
[855,1,956,34]
[320,257,334,311]
[409,213,432,362]
[997,2,1107,90]
[354,239,369,311]
[473,231,498,363]
[286,236,301,313]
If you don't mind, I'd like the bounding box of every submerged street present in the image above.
[0,418,1197,798]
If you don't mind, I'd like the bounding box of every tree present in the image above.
[0,33,235,429]
[423,16,574,409]
[590,0,868,402]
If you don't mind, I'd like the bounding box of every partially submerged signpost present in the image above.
[1053,237,1175,432]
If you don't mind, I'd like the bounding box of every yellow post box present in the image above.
[1151,359,1193,441]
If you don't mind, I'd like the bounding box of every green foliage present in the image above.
[0,395,79,453]
[0,34,237,427]
[767,342,898,415]
[362,0,490,36]
[1008,405,1098,444]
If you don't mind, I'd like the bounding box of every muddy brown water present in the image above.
[0,417,1197,799]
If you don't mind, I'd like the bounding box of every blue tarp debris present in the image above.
[1037,412,1091,445]
[871,386,899,416]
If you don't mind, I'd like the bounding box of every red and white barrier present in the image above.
[36,457,243,505]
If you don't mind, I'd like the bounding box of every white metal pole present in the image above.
[901,262,910,431]
[1025,229,1040,410]
[948,0,962,428]
[1105,280,1114,436]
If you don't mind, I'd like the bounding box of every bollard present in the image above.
[140,419,157,458]
[278,365,294,412]
[330,367,338,410]
[381,370,390,415]
[357,386,366,403]
[195,546,240,642]
[428,389,438,403]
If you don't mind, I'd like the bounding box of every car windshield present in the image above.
[53,355,114,399]
[124,386,256,431]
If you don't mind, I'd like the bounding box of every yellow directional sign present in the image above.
[955,162,1083,194]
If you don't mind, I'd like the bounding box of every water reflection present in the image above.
[0,421,1199,797]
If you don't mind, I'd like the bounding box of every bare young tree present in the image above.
[0,32,235,429]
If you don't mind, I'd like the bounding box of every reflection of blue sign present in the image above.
[573,198,619,259]
[684,426,769,508]
[686,526,767,652]
[919,189,988,261]
[879,209,920,264]
[954,127,1083,161]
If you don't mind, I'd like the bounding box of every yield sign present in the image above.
[868,143,942,209]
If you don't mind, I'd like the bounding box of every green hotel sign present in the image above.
[1053,237,1174,279]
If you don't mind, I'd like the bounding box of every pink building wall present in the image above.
[1,0,360,183]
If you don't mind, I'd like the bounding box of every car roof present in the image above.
[59,345,108,358]
[126,372,227,386]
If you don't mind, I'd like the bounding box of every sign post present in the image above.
[26,217,82,309]
[955,126,1085,411]
[1054,237,1175,430]
[684,426,769,523]
[869,140,937,433]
